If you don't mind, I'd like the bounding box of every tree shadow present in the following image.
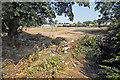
[79,52,106,78]
[2,31,66,63]
[72,29,107,35]
[79,56,100,78]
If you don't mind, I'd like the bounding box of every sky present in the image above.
[54,2,101,24]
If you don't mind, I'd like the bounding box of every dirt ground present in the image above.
[23,27,107,40]
[2,27,107,78]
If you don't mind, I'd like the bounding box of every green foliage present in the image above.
[77,35,101,63]
[72,49,83,62]
[76,31,120,78]
[26,55,64,75]
[2,2,89,36]
[98,24,120,79]
[26,44,65,76]
[2,2,55,36]
[93,2,120,79]
[99,65,120,79]
[33,44,40,54]
[26,69,35,74]
[95,2,120,27]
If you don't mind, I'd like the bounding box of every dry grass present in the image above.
[23,27,107,40]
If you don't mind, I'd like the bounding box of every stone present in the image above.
[73,64,77,67]
[71,40,74,43]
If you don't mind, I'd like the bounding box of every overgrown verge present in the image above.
[72,35,101,78]
[74,24,120,79]
[98,24,120,79]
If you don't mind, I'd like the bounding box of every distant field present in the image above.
[23,27,108,40]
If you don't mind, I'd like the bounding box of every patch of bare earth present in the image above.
[24,27,107,40]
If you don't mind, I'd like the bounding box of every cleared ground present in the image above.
[23,27,107,41]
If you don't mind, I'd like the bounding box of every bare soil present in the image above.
[23,27,107,40]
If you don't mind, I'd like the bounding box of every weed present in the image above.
[26,70,34,74]
[76,35,101,63]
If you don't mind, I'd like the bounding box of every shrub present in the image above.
[76,24,120,79]
[76,35,101,63]
[98,24,120,79]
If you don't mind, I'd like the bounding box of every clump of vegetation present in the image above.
[75,25,120,79]
[97,24,120,79]
[94,2,120,79]
[75,35,101,63]
[23,42,71,78]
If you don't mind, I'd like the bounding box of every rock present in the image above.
[73,64,77,67]
[71,40,74,43]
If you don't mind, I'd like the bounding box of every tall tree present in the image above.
[2,2,55,37]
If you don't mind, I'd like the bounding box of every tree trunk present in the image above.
[8,25,18,47]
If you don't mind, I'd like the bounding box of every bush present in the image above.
[77,35,101,63]
[98,24,120,79]
[76,24,120,79]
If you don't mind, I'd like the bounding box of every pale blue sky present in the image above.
[54,2,101,24]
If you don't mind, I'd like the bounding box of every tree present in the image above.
[54,20,58,24]
[2,2,55,37]
[83,21,92,26]
[77,21,81,24]
[2,2,89,38]
[95,1,120,79]
[95,2,120,27]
